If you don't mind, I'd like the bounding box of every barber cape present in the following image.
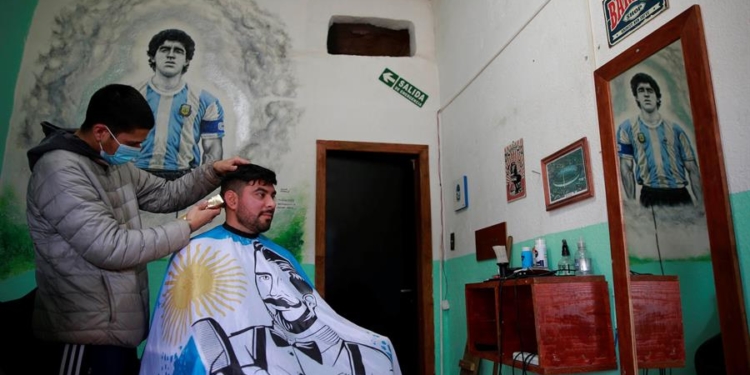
[140,224,401,375]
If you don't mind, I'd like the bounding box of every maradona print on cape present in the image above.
[140,225,401,375]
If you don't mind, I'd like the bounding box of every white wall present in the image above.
[285,0,442,263]
[434,0,605,259]
[435,0,549,106]
[434,0,750,254]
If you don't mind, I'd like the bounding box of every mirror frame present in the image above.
[593,5,749,374]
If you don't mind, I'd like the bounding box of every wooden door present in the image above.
[316,140,434,375]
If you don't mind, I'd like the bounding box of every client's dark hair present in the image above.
[220,164,277,198]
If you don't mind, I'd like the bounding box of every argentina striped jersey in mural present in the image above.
[617,117,696,189]
[135,80,225,171]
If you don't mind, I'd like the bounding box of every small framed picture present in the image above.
[504,139,526,203]
[453,175,468,211]
[541,137,594,211]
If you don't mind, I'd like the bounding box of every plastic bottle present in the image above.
[521,246,533,268]
[557,239,575,276]
[534,237,548,269]
[575,236,592,275]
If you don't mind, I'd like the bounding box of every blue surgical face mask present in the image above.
[99,126,141,165]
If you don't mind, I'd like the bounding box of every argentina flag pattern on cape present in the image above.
[140,224,401,375]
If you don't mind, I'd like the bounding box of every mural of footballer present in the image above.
[135,29,225,180]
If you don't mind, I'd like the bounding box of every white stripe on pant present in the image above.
[59,344,85,375]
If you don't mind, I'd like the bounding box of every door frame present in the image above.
[315,140,434,375]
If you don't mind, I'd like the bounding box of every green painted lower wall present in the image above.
[0,0,37,176]
[731,190,750,329]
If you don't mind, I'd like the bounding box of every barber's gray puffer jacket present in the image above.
[26,122,222,347]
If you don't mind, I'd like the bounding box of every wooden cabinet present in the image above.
[465,276,617,374]
[631,275,685,368]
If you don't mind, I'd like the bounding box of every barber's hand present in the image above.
[184,201,222,232]
[213,156,251,176]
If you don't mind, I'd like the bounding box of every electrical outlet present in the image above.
[450,233,455,250]
[441,300,450,310]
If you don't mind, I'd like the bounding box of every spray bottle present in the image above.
[557,239,575,276]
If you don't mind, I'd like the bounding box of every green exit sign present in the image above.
[379,68,429,108]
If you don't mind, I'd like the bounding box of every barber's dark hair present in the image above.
[220,164,277,198]
[630,72,662,109]
[147,29,196,73]
[80,84,155,134]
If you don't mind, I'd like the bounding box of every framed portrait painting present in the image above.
[593,5,749,374]
[504,139,526,202]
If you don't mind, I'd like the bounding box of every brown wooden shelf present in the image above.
[465,276,617,374]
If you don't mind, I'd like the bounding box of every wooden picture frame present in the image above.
[540,137,594,211]
[593,5,749,374]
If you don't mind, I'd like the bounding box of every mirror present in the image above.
[593,6,749,374]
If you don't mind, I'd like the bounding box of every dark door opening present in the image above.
[325,151,417,373]
[316,140,434,375]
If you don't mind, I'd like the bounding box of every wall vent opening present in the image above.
[327,16,414,57]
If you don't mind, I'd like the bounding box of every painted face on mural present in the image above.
[153,40,189,78]
[635,83,658,114]
[236,181,277,234]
